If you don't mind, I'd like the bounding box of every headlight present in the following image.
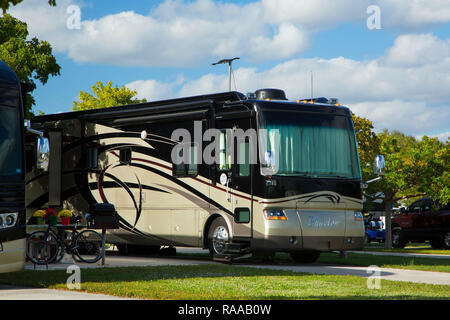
[0,212,18,229]
[263,209,287,221]
[5,215,15,226]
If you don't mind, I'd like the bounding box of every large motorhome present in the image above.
[26,88,373,263]
[0,60,27,272]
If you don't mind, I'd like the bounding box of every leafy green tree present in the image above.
[73,81,147,111]
[0,14,61,118]
[352,113,381,212]
[0,0,56,14]
[351,113,449,248]
[376,131,449,248]
[352,113,380,175]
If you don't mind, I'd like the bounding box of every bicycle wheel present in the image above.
[26,231,59,265]
[73,229,104,263]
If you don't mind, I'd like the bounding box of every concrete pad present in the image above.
[349,250,450,260]
[0,285,133,300]
[242,264,450,286]
[23,248,450,286]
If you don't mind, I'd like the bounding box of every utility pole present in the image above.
[212,57,240,91]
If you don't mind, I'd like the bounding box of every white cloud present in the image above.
[384,34,450,67]
[377,0,450,28]
[126,76,185,101]
[351,100,450,135]
[130,33,450,137]
[8,0,450,137]
[9,0,450,67]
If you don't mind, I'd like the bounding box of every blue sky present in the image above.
[9,0,450,139]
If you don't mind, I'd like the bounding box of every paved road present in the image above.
[2,247,448,300]
[0,284,133,300]
[21,248,450,286]
[349,250,450,260]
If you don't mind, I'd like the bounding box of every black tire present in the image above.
[430,238,444,249]
[207,217,230,257]
[73,229,104,263]
[115,244,128,255]
[26,231,59,265]
[392,228,407,248]
[120,244,161,255]
[290,251,321,264]
[442,232,450,250]
[159,246,176,256]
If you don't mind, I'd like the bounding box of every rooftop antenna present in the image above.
[310,71,314,99]
[212,57,240,91]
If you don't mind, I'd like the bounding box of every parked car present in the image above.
[391,197,450,249]
[364,216,385,244]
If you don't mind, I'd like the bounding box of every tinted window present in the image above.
[0,103,22,177]
[409,200,422,212]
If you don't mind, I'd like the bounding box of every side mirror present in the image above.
[400,207,406,214]
[374,155,385,176]
[36,136,50,171]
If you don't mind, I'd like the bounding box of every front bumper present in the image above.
[252,235,364,253]
[251,209,364,253]
[0,238,26,273]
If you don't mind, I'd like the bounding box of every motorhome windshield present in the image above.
[0,105,22,177]
[258,110,361,179]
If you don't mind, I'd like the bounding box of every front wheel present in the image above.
[392,228,407,248]
[290,251,320,264]
[207,217,230,256]
[73,230,104,263]
[442,232,450,249]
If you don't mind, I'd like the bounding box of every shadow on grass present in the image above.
[2,262,450,300]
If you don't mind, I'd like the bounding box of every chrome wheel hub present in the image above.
[444,232,450,247]
[212,226,229,254]
[392,231,400,245]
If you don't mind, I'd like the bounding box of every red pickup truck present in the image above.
[391,197,450,249]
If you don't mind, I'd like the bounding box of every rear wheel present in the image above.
[207,217,230,256]
[73,230,104,263]
[392,228,407,248]
[290,251,320,264]
[430,238,444,249]
[26,231,59,265]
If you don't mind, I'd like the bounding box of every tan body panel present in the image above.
[0,239,25,273]
[26,121,364,253]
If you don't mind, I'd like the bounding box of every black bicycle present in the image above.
[26,216,105,265]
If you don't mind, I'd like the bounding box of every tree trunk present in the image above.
[384,197,394,249]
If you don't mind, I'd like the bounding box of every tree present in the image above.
[0,0,56,14]
[351,113,449,248]
[73,81,147,111]
[352,113,381,212]
[0,14,61,118]
[376,131,449,248]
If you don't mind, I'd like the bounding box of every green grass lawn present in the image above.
[317,252,450,273]
[363,242,450,255]
[177,251,450,273]
[1,265,449,300]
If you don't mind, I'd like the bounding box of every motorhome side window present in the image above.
[173,144,198,177]
[237,140,250,177]
[218,130,231,171]
[119,148,132,165]
[87,147,98,169]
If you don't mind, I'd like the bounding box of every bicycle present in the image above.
[26,216,105,265]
